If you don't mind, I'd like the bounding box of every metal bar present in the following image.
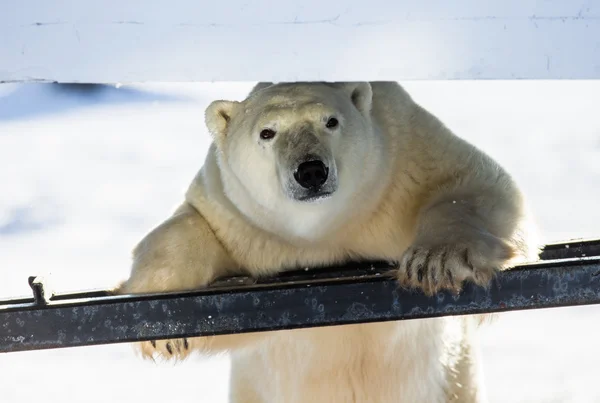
[1,240,600,354]
[539,238,600,260]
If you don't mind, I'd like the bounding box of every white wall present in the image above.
[2,0,599,83]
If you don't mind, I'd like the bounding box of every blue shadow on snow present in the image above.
[0,83,188,122]
[0,206,62,236]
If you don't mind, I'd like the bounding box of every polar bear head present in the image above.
[204,82,389,241]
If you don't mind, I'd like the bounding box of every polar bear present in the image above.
[116,82,538,403]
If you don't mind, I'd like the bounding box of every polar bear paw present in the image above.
[396,243,506,296]
[136,338,192,361]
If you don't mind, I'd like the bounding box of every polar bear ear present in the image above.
[338,82,373,116]
[205,100,240,139]
[349,82,373,115]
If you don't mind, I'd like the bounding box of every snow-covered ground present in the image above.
[0,81,599,402]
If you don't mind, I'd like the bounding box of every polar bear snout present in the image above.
[294,160,329,189]
[285,155,338,203]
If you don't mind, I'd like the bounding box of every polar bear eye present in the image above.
[260,128,276,140]
[325,117,339,129]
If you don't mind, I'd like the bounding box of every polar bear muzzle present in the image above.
[294,160,328,190]
[286,154,337,203]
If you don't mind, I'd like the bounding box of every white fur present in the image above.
[115,82,540,403]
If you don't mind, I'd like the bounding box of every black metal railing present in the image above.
[1,239,599,353]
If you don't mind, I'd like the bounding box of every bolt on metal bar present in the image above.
[1,239,599,354]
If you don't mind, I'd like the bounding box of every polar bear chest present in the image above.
[229,319,451,403]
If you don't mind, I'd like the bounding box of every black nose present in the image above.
[294,160,329,189]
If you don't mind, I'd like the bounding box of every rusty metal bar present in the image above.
[1,239,599,354]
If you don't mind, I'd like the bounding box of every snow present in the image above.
[1,81,599,402]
